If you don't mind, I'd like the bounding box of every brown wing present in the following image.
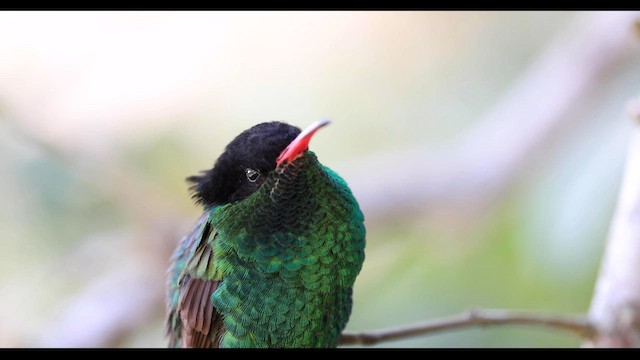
[167,215,226,348]
[178,276,224,347]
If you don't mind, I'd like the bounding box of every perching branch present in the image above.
[340,309,595,346]
[584,97,640,348]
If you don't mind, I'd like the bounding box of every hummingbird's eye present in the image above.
[245,168,261,183]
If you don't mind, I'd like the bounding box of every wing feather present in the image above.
[166,213,225,348]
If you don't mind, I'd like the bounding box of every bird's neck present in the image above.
[212,152,325,238]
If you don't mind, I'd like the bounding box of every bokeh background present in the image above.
[0,11,639,348]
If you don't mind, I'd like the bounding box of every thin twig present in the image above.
[340,309,595,346]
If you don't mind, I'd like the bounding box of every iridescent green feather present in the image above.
[210,151,365,348]
[167,151,365,348]
[166,213,209,347]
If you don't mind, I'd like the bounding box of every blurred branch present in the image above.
[584,97,640,348]
[347,11,639,221]
[38,268,165,347]
[340,309,595,346]
[6,102,188,348]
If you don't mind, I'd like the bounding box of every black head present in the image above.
[187,121,301,207]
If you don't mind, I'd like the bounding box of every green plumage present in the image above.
[167,151,365,348]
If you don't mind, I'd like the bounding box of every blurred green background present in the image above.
[0,11,638,348]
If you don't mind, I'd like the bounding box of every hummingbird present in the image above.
[166,120,366,348]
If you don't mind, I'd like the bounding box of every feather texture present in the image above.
[166,214,225,347]
[166,123,365,348]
